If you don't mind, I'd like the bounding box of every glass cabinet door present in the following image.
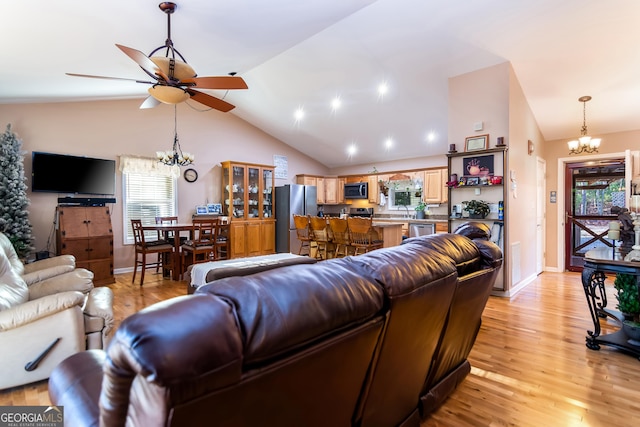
[223,165,231,217]
[262,168,273,218]
[232,165,245,219]
[247,166,260,219]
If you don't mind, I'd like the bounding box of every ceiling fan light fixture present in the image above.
[149,57,196,81]
[148,85,190,104]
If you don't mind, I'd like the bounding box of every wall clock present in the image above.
[184,168,198,183]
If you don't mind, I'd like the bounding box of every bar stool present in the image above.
[309,216,334,260]
[293,215,313,256]
[328,217,353,258]
[347,216,383,255]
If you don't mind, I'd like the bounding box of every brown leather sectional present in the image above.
[49,230,502,427]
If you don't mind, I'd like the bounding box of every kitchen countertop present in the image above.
[373,215,449,223]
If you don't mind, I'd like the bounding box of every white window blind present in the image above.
[121,156,178,244]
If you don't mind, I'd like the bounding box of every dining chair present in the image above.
[180,218,218,278]
[214,219,230,260]
[293,215,313,256]
[347,216,384,255]
[328,217,353,258]
[131,219,174,286]
[309,216,334,260]
[154,216,179,274]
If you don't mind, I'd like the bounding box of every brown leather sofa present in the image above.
[49,232,502,427]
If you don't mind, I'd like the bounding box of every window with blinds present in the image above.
[121,157,178,245]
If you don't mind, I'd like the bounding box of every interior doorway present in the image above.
[564,159,625,271]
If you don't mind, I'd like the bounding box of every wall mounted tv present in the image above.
[31,152,116,195]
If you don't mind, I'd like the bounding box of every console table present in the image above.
[582,247,640,358]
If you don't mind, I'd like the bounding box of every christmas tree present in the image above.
[0,124,33,258]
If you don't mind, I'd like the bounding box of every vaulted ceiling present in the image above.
[4,0,640,168]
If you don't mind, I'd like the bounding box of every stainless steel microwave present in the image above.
[344,182,368,199]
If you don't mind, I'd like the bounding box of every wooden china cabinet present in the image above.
[221,161,276,258]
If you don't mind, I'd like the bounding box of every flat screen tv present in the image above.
[31,152,116,195]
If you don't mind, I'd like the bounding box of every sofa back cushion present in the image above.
[403,233,483,277]
[197,261,384,366]
[348,238,459,427]
[0,250,28,311]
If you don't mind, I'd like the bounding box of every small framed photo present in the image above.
[464,134,489,152]
[195,205,208,215]
[207,203,222,214]
[466,176,480,186]
[458,176,467,186]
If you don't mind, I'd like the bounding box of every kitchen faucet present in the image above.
[403,204,413,219]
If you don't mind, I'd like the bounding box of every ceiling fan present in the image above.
[66,2,247,112]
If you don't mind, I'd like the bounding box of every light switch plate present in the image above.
[473,121,484,131]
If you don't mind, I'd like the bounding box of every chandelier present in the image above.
[567,96,601,155]
[156,105,194,166]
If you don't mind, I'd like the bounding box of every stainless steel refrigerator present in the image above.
[275,184,317,253]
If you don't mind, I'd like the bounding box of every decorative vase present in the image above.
[416,210,425,219]
[622,321,640,345]
[469,213,486,219]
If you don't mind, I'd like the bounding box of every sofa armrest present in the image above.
[22,264,76,286]
[23,255,76,275]
[84,287,114,339]
[0,291,86,331]
[28,269,94,300]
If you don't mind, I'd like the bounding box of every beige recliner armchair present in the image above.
[0,232,114,389]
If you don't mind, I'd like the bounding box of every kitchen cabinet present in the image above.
[222,161,276,258]
[296,175,325,204]
[423,168,448,203]
[56,206,114,285]
[447,146,507,290]
[296,175,344,204]
[367,175,379,204]
[324,177,341,204]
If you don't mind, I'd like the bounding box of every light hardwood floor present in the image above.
[2,270,640,425]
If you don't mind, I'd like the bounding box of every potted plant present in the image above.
[414,201,428,219]
[614,273,640,341]
[462,200,490,219]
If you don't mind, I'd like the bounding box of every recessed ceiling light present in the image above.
[347,144,357,157]
[385,138,394,149]
[426,131,437,142]
[294,108,305,121]
[377,82,389,96]
[331,97,342,111]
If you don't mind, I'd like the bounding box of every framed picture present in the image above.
[207,203,222,214]
[195,205,208,215]
[464,134,489,152]
[466,176,480,186]
[462,155,494,177]
[458,176,467,186]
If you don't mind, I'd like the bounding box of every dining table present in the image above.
[140,222,196,281]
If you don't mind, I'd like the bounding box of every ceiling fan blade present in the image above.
[183,76,248,90]
[115,44,169,81]
[66,73,154,85]
[187,89,235,112]
[140,96,162,109]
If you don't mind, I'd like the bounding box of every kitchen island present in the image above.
[372,222,404,248]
